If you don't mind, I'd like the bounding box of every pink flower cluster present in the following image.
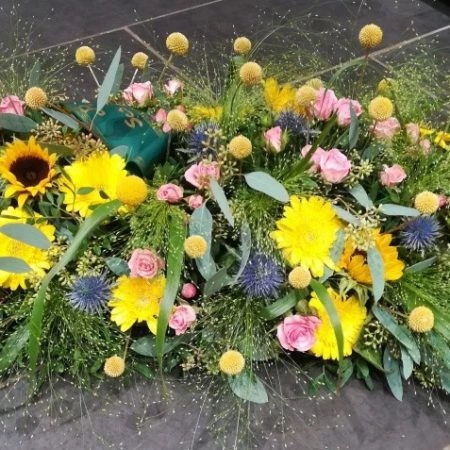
[0,95,25,115]
[123,81,154,106]
[313,88,362,126]
[406,123,431,154]
[277,315,321,352]
[169,305,196,335]
[156,183,184,203]
[264,126,286,153]
[379,164,407,188]
[184,161,220,189]
[128,248,164,279]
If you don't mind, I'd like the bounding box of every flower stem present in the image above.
[88,65,100,88]
[157,54,173,85]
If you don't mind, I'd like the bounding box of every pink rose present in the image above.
[187,194,203,209]
[438,194,447,208]
[277,315,321,352]
[264,126,284,153]
[164,79,183,96]
[319,148,351,183]
[406,123,420,144]
[379,164,407,187]
[184,161,220,189]
[169,305,196,335]
[0,95,25,115]
[419,139,431,155]
[154,108,171,132]
[301,145,327,172]
[372,117,401,140]
[123,81,154,106]
[128,248,164,279]
[335,98,362,127]
[313,88,338,121]
[181,282,197,299]
[156,183,184,203]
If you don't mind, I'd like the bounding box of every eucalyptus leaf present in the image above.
[77,187,95,195]
[349,184,374,209]
[232,222,251,283]
[110,145,129,158]
[332,205,360,224]
[383,347,403,401]
[405,256,436,274]
[0,113,36,132]
[379,204,419,217]
[209,178,234,227]
[0,223,52,250]
[105,257,130,276]
[111,63,124,95]
[0,257,32,274]
[260,291,297,320]
[97,47,121,113]
[228,372,268,404]
[400,346,414,380]
[42,107,79,130]
[367,246,384,302]
[320,229,346,282]
[244,172,289,203]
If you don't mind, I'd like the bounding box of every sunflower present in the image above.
[270,196,342,277]
[108,275,166,333]
[0,206,55,290]
[264,78,296,114]
[59,151,128,217]
[309,288,367,360]
[339,229,404,284]
[0,137,57,207]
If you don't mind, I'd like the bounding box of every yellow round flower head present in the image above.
[184,235,207,258]
[368,96,393,121]
[131,52,148,70]
[288,266,312,289]
[166,32,189,56]
[295,85,317,108]
[167,109,189,132]
[239,62,263,86]
[306,78,323,90]
[24,87,47,110]
[104,355,125,378]
[116,175,148,207]
[359,24,383,50]
[414,191,439,215]
[75,46,96,66]
[228,135,252,159]
[219,350,245,375]
[233,37,252,55]
[408,306,434,333]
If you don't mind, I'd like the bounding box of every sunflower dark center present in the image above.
[10,156,49,187]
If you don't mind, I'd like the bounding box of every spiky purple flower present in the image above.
[401,216,441,251]
[67,274,112,313]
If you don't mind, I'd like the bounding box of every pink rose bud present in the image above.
[123,81,154,106]
[156,183,184,203]
[313,88,338,121]
[406,123,420,144]
[335,98,362,127]
[371,117,401,140]
[181,282,197,299]
[419,139,431,154]
[184,161,220,189]
[301,144,327,172]
[379,164,407,187]
[0,95,25,115]
[438,194,447,208]
[169,305,196,335]
[319,148,351,183]
[264,126,284,153]
[128,248,164,279]
[164,79,183,96]
[277,315,321,352]
[187,194,203,209]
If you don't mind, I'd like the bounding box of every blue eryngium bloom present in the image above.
[240,252,284,298]
[190,122,219,153]
[274,111,306,137]
[68,274,112,313]
[401,216,441,251]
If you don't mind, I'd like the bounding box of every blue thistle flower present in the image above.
[67,274,112,313]
[401,216,441,251]
[190,122,219,153]
[274,111,306,137]
[239,252,284,298]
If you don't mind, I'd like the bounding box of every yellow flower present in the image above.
[339,229,405,284]
[219,350,245,375]
[0,206,55,290]
[109,275,166,333]
[228,135,252,159]
[184,235,207,258]
[288,266,311,289]
[239,62,263,86]
[408,306,434,333]
[359,24,383,50]
[104,355,125,377]
[295,85,317,108]
[306,78,323,90]
[116,175,148,207]
[264,78,296,114]
[271,196,341,277]
[0,137,57,207]
[167,109,189,132]
[309,288,367,360]
[368,96,393,121]
[131,52,148,70]
[434,131,450,150]
[24,87,47,109]
[75,46,96,66]
[59,151,128,217]
[233,37,252,55]
[414,191,439,215]
[166,32,189,56]
[190,105,223,123]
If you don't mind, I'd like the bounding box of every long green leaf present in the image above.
[348,102,359,149]
[0,256,32,273]
[0,113,36,132]
[97,47,121,113]
[28,200,121,391]
[155,214,186,369]
[209,178,234,227]
[404,256,436,274]
[0,223,52,250]
[260,291,297,320]
[244,172,289,203]
[367,246,384,302]
[42,107,79,130]
[204,267,233,297]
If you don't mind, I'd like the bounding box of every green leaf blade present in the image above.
[209,178,234,227]
[97,47,122,113]
[42,107,79,130]
[260,291,297,320]
[0,113,37,132]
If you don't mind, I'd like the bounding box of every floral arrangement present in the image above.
[0,24,449,415]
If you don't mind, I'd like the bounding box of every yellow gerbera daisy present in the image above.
[108,275,166,333]
[0,206,55,290]
[190,105,223,124]
[309,288,367,360]
[270,196,341,277]
[339,229,405,284]
[0,137,57,207]
[59,151,128,217]
[264,78,296,114]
